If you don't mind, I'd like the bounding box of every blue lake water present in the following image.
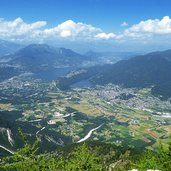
[32,67,94,89]
[33,67,74,80]
[71,79,95,88]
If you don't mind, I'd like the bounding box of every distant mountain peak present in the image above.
[17,44,56,55]
[1,43,91,71]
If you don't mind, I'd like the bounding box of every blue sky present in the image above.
[1,0,171,31]
[0,0,171,52]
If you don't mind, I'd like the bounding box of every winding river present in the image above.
[77,123,104,143]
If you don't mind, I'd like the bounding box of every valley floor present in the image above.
[0,76,170,154]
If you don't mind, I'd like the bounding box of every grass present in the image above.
[70,102,102,116]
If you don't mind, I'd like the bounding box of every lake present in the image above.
[33,67,75,80]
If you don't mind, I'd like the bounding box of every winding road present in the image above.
[36,126,46,136]
[7,129,14,146]
[0,145,14,155]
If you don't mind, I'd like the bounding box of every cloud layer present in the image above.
[43,20,101,40]
[0,17,46,41]
[125,16,171,35]
[0,16,171,45]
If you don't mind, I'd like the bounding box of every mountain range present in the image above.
[0,40,171,99]
[57,49,171,99]
[0,42,136,81]
[84,51,139,64]
[0,39,23,57]
[1,44,91,71]
[93,49,171,99]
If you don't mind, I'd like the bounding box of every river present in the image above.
[77,123,104,143]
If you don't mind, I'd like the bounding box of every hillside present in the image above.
[3,44,90,71]
[0,65,22,82]
[93,49,171,99]
[0,39,23,57]
[0,137,170,171]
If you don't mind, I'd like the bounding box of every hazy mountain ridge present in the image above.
[1,44,90,71]
[84,50,139,64]
[0,42,136,81]
[1,41,171,99]
[93,49,171,99]
[0,39,23,57]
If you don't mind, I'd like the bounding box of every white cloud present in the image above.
[124,16,171,37]
[60,30,72,38]
[0,17,46,41]
[121,22,128,27]
[1,16,171,45]
[44,20,102,40]
[0,18,117,42]
[95,32,116,40]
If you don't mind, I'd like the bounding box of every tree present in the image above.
[131,140,171,171]
[0,130,104,171]
[63,143,103,171]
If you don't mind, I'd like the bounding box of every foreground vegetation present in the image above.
[0,130,170,171]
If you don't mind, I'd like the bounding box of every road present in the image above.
[0,145,14,155]
[7,129,14,146]
[36,126,46,136]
